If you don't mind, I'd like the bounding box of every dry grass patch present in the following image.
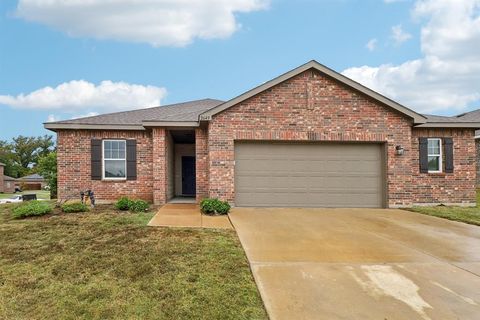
[0,203,267,320]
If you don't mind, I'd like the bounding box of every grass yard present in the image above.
[406,190,480,226]
[0,203,267,320]
[0,190,50,200]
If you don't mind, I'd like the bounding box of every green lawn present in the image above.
[0,190,50,200]
[0,203,267,320]
[406,190,480,226]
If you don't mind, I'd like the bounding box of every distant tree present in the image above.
[0,135,55,178]
[37,152,57,199]
[0,140,22,177]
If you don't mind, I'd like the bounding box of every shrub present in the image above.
[115,197,133,211]
[115,197,149,212]
[12,201,52,219]
[61,202,89,213]
[200,198,231,215]
[129,199,149,212]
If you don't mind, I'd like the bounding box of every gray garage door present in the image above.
[234,142,385,208]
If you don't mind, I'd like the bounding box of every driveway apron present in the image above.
[229,208,480,320]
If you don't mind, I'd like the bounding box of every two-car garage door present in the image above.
[234,142,385,208]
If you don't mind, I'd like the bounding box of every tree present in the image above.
[0,140,21,177]
[37,152,57,199]
[0,135,55,178]
[12,135,54,170]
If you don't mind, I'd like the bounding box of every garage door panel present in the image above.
[234,142,384,208]
[235,191,381,208]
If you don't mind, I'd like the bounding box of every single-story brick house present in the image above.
[16,173,47,190]
[44,61,480,208]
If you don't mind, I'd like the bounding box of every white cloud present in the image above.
[47,114,60,122]
[16,0,269,47]
[366,38,378,51]
[343,0,480,114]
[0,80,167,113]
[391,24,412,45]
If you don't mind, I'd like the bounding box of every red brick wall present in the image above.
[195,127,209,202]
[152,128,168,204]
[57,130,154,202]
[207,69,476,207]
[411,128,476,205]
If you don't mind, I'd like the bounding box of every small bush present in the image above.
[200,198,231,215]
[129,199,149,212]
[115,197,149,212]
[62,202,89,213]
[12,201,52,219]
[115,197,133,211]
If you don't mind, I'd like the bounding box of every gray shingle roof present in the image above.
[422,114,469,123]
[18,173,44,181]
[47,98,224,126]
[456,109,480,122]
[3,175,16,181]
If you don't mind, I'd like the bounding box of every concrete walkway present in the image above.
[148,203,233,229]
[230,207,480,320]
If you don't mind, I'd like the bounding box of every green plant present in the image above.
[61,202,89,213]
[37,152,57,199]
[115,197,149,212]
[12,201,52,219]
[115,197,133,211]
[129,199,149,212]
[200,198,231,215]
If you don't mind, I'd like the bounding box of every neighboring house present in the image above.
[44,60,480,208]
[0,163,16,193]
[16,173,46,190]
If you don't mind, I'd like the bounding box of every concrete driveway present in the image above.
[229,208,480,320]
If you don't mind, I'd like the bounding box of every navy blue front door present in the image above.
[182,156,196,196]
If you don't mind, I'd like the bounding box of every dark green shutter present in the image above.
[419,137,428,173]
[444,138,454,173]
[91,139,102,180]
[126,140,137,180]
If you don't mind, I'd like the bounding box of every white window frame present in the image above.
[102,139,127,180]
[427,138,442,173]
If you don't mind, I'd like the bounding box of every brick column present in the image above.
[195,127,209,202]
[152,128,167,205]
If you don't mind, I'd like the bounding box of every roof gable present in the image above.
[199,60,427,124]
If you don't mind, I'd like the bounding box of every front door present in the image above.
[182,156,196,196]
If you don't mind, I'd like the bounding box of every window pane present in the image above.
[119,141,126,158]
[104,160,126,178]
[428,139,440,155]
[104,140,126,159]
[428,156,440,171]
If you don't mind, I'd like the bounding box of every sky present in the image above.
[1,0,479,141]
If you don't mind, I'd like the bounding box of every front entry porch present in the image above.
[152,127,209,205]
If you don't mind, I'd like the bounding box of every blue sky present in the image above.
[1,0,479,140]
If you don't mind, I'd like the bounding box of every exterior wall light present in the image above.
[395,145,405,155]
